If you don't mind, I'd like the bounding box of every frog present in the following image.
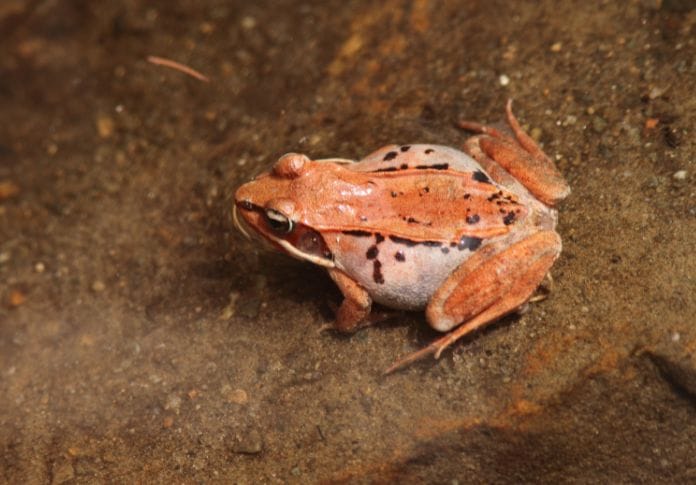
[233,100,570,373]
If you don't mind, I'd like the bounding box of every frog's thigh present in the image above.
[426,231,561,333]
[327,268,372,333]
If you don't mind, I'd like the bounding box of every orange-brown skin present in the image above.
[236,155,525,242]
[234,100,570,373]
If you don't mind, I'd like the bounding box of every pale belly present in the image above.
[331,233,481,310]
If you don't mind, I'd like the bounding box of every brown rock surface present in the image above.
[1,0,694,482]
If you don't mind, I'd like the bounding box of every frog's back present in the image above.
[298,144,527,244]
[322,144,525,310]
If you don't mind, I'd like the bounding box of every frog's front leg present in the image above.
[326,268,397,333]
[385,231,561,373]
[326,268,373,332]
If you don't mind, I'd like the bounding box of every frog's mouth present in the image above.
[232,204,277,254]
[232,203,276,254]
[232,203,252,240]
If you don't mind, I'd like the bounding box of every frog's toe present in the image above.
[528,271,554,303]
[318,322,339,334]
[384,343,440,374]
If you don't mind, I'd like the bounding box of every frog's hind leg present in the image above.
[459,100,570,207]
[462,136,529,195]
[385,231,561,374]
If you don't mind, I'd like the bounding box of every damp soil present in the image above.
[1,1,695,483]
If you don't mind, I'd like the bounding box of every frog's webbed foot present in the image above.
[384,341,442,374]
[385,231,561,374]
[385,306,513,374]
[459,99,570,207]
[318,308,399,334]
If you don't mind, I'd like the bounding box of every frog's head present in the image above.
[233,153,335,267]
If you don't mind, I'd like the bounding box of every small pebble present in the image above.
[0,252,9,264]
[80,334,95,346]
[145,8,158,22]
[230,428,263,454]
[91,280,106,292]
[530,127,543,141]
[648,86,666,100]
[498,74,510,86]
[0,180,20,201]
[34,262,45,273]
[97,115,115,138]
[165,394,182,412]
[163,416,174,428]
[672,170,687,180]
[241,16,256,29]
[51,460,75,485]
[591,116,607,134]
[550,42,562,52]
[227,388,248,405]
[644,118,659,130]
[9,290,26,307]
[563,115,577,126]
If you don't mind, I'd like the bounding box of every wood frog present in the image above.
[233,101,570,372]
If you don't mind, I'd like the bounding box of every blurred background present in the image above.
[0,0,694,482]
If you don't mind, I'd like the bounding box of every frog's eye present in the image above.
[273,153,309,178]
[264,209,294,234]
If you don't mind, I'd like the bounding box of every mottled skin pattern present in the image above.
[234,101,570,372]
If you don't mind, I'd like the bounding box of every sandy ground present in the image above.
[1,0,695,483]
